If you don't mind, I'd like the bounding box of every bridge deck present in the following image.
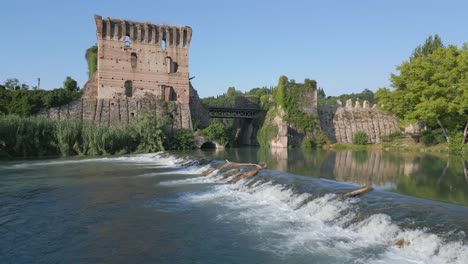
[208,107,263,119]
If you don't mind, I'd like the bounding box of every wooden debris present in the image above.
[341,185,373,199]
[394,239,409,248]
[218,160,266,170]
[229,168,261,184]
[223,168,241,178]
[200,168,216,176]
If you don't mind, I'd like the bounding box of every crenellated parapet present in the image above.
[94,15,192,48]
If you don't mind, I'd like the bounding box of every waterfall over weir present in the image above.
[1,152,467,264]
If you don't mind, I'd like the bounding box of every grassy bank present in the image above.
[0,115,196,159]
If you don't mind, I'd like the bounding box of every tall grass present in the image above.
[0,115,56,157]
[0,114,175,158]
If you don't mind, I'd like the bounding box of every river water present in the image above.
[0,148,467,263]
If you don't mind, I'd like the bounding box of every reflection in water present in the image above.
[204,148,468,206]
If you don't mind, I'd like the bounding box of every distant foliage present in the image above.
[318,88,376,106]
[63,76,79,92]
[131,115,166,153]
[352,131,368,145]
[0,78,81,116]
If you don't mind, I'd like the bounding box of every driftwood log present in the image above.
[200,168,216,176]
[199,161,266,183]
[229,168,261,184]
[341,185,373,199]
[218,160,266,170]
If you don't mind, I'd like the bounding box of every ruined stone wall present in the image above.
[38,98,192,130]
[94,15,192,103]
[319,99,399,143]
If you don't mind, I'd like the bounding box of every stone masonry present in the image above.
[42,15,199,130]
[319,99,399,143]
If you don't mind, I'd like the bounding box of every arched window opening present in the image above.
[165,56,172,73]
[124,80,133,97]
[172,62,178,73]
[125,35,131,47]
[130,52,138,69]
[165,57,178,74]
[162,85,177,101]
[161,39,166,50]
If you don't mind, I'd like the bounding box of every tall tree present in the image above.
[411,34,444,60]
[63,76,79,92]
[376,39,468,143]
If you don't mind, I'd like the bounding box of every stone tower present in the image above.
[94,15,192,103]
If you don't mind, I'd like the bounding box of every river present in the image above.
[0,148,467,263]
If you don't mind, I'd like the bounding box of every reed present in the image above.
[0,114,169,158]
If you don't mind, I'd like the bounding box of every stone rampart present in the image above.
[319,99,399,143]
[38,97,192,129]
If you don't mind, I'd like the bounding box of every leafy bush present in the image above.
[352,131,368,145]
[421,129,446,146]
[381,131,403,142]
[301,132,328,149]
[448,132,466,154]
[131,115,166,153]
[257,123,278,148]
[166,129,196,150]
[202,122,230,145]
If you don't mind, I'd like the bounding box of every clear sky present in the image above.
[1,0,467,97]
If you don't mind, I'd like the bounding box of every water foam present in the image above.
[169,166,468,264]
[3,152,183,169]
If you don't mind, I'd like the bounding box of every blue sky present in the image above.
[1,0,467,97]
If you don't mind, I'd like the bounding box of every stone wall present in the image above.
[38,97,192,129]
[319,99,399,143]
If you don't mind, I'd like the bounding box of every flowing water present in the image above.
[0,148,467,263]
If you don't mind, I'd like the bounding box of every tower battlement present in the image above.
[94,15,192,48]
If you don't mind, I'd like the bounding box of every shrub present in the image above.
[448,131,466,154]
[166,129,196,150]
[201,122,230,145]
[352,131,368,145]
[131,115,166,153]
[421,129,446,146]
[257,123,278,148]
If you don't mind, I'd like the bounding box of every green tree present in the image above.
[4,78,20,90]
[376,37,468,143]
[411,34,444,60]
[63,76,79,92]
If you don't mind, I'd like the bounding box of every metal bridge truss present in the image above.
[208,107,263,119]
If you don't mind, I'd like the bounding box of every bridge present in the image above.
[208,107,263,119]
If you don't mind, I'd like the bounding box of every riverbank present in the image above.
[326,137,466,159]
[0,115,196,159]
